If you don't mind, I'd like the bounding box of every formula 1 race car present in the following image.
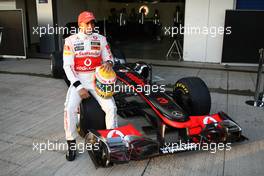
[75,61,247,167]
[51,22,246,167]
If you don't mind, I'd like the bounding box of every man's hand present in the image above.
[78,88,90,99]
[102,62,113,72]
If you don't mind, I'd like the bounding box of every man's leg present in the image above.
[64,86,82,161]
[89,90,118,129]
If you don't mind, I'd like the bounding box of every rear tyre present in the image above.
[78,95,106,137]
[173,77,211,116]
[50,51,63,78]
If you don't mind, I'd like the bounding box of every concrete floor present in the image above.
[0,58,264,176]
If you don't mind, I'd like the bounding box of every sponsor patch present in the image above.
[105,44,113,59]
[63,45,73,55]
[64,45,71,51]
[91,46,100,50]
[74,42,84,51]
[91,41,100,46]
[75,51,100,57]
[74,46,84,51]
[92,35,99,40]
[91,41,100,50]
[63,51,73,56]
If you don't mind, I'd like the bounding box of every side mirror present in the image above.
[133,62,152,84]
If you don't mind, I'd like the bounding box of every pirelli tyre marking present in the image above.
[175,83,189,94]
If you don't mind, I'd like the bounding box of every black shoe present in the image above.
[66,140,76,161]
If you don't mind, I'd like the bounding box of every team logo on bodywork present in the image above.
[172,111,183,118]
[107,130,125,138]
[203,116,217,125]
[157,97,169,104]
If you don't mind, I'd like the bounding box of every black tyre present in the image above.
[62,74,71,87]
[173,77,211,116]
[50,51,63,78]
[79,95,106,137]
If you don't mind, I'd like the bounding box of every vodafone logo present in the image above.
[107,130,125,138]
[203,116,217,125]
[76,66,89,71]
[84,59,92,66]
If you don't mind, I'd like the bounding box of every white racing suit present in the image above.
[63,32,117,140]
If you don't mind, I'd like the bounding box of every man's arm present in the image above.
[63,39,83,91]
[101,36,114,67]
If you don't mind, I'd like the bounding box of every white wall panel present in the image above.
[183,0,235,63]
[205,0,234,63]
[183,0,210,62]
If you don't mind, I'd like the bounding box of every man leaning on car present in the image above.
[63,11,118,161]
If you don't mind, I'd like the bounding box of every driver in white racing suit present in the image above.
[63,11,117,161]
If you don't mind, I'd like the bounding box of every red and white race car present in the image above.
[75,61,247,167]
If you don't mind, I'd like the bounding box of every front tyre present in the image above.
[173,77,211,116]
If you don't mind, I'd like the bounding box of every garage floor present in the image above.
[0,58,263,176]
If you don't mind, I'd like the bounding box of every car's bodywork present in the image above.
[81,62,247,167]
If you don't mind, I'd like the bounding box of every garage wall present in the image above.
[26,0,38,44]
[183,0,235,63]
[56,0,87,50]
[16,0,28,47]
[183,0,210,62]
[1,0,38,47]
[57,0,86,27]
[205,0,234,63]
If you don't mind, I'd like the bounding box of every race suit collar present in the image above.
[77,31,93,40]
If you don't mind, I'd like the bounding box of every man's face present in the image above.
[79,21,95,35]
